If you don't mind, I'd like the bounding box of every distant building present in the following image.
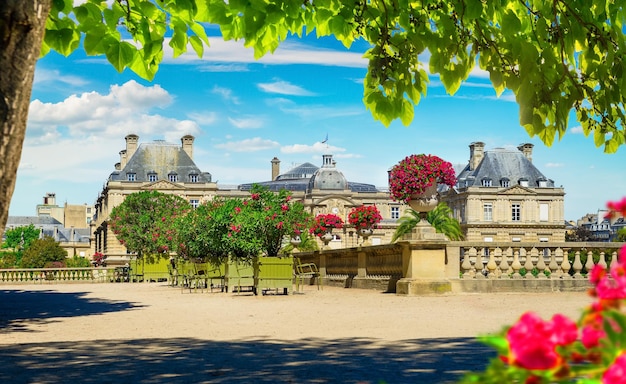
[36,192,94,227]
[577,210,625,241]
[442,142,566,242]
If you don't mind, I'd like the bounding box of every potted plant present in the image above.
[389,154,456,212]
[348,205,382,230]
[310,213,343,249]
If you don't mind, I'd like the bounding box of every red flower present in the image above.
[348,205,382,229]
[506,312,577,370]
[389,154,456,203]
[603,353,626,384]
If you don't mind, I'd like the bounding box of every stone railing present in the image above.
[296,241,626,293]
[0,267,119,283]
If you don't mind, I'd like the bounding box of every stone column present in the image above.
[396,224,451,295]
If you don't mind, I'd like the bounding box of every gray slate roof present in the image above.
[239,159,379,193]
[456,148,554,188]
[109,141,212,183]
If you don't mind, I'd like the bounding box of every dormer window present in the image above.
[189,174,199,183]
[500,178,510,188]
[537,178,548,187]
[168,173,178,183]
[481,178,492,187]
[127,173,136,182]
[148,172,157,182]
[519,178,529,187]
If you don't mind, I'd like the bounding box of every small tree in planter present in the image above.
[388,154,456,204]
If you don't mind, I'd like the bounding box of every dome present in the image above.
[308,154,348,190]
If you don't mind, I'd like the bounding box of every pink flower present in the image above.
[603,353,626,384]
[506,312,577,370]
[251,193,260,200]
[234,207,241,214]
[276,221,284,229]
[281,204,289,212]
[582,324,605,349]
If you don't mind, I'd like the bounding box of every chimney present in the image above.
[125,134,139,163]
[518,143,534,162]
[119,150,127,169]
[469,141,485,171]
[43,192,56,205]
[271,157,280,181]
[181,135,194,159]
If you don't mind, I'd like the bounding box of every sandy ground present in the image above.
[0,283,592,384]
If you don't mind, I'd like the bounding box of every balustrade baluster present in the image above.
[499,248,511,279]
[522,248,534,279]
[475,248,486,279]
[486,248,498,278]
[610,251,619,268]
[559,248,572,279]
[572,250,584,279]
[598,252,607,269]
[585,251,595,275]
[535,248,547,279]
[461,247,474,278]
[548,248,560,278]
[511,248,522,279]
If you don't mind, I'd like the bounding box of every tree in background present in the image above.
[1,1,625,240]
[176,197,247,266]
[109,191,191,262]
[392,203,464,242]
[565,226,594,242]
[2,224,40,252]
[20,236,67,268]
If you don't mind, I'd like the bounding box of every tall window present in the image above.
[127,173,136,181]
[539,203,549,221]
[189,174,199,183]
[481,178,492,187]
[148,173,157,182]
[168,173,178,182]
[512,203,521,221]
[500,179,510,188]
[483,203,493,221]
[391,206,400,219]
[190,199,199,209]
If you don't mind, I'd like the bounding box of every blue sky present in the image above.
[10,29,626,221]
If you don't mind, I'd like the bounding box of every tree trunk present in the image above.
[0,0,51,240]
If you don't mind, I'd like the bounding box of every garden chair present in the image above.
[294,257,321,292]
[187,262,224,293]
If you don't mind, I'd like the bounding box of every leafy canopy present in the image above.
[2,224,40,251]
[109,190,191,259]
[21,236,68,268]
[45,1,626,152]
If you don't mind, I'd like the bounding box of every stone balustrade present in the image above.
[0,267,118,283]
[296,241,625,294]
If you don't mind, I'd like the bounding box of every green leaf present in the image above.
[189,35,204,57]
[105,41,137,73]
[399,99,414,126]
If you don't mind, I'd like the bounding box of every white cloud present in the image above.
[215,137,280,152]
[198,64,250,72]
[211,85,240,104]
[34,68,89,87]
[257,80,315,96]
[570,126,584,134]
[281,142,346,154]
[545,162,565,168]
[27,80,193,140]
[164,38,367,68]
[228,117,264,129]
[188,111,217,125]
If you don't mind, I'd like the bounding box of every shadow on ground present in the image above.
[0,289,143,332]
[0,336,494,383]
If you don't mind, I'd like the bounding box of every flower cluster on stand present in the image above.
[310,214,344,237]
[348,205,383,230]
[461,198,626,384]
[388,154,456,203]
[92,252,106,267]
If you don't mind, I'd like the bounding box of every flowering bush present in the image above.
[310,213,344,237]
[92,252,106,266]
[389,154,456,203]
[461,197,626,384]
[348,205,383,230]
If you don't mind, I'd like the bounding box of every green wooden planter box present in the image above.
[130,258,170,282]
[253,256,294,295]
[225,259,255,293]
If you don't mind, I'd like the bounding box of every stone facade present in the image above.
[91,135,567,263]
[442,142,566,242]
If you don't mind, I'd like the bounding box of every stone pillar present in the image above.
[396,224,451,295]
